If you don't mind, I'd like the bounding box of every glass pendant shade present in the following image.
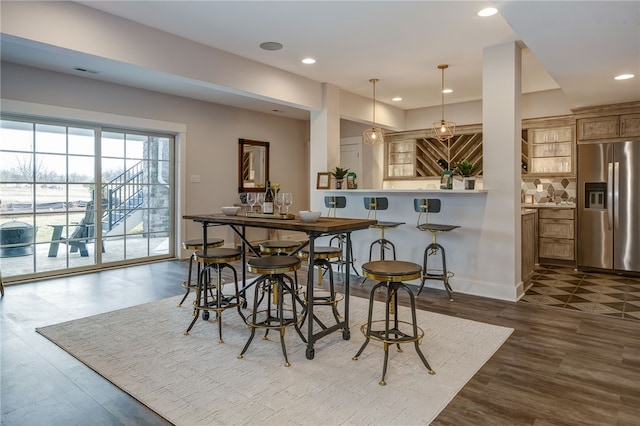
[363,78,384,146]
[432,64,456,142]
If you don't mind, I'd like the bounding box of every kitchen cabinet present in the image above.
[527,126,574,176]
[538,208,575,265]
[521,210,536,287]
[574,101,640,142]
[386,139,415,178]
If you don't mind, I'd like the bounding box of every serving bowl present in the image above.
[298,211,321,223]
[221,206,240,216]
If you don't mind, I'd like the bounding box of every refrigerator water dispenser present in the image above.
[584,182,607,209]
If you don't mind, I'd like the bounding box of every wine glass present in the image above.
[282,192,293,214]
[275,192,284,214]
[246,193,257,212]
[255,193,264,212]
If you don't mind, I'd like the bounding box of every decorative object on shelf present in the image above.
[440,169,453,190]
[454,159,478,190]
[363,78,385,146]
[347,172,357,189]
[316,172,331,190]
[432,64,456,142]
[331,166,349,189]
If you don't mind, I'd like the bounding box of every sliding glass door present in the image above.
[0,117,174,281]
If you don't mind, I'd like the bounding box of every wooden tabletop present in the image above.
[183,213,376,234]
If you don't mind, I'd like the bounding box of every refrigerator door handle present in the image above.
[607,162,614,229]
[614,161,620,230]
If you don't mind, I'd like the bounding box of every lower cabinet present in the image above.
[538,208,576,266]
[521,211,536,287]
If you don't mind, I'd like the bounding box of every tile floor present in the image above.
[522,265,640,321]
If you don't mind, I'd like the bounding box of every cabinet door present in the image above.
[578,116,620,140]
[621,114,640,138]
[386,140,415,178]
[528,126,574,175]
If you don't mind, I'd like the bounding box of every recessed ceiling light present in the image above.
[614,73,635,80]
[260,41,283,51]
[302,58,316,65]
[392,97,402,102]
[478,7,498,17]
[442,89,453,94]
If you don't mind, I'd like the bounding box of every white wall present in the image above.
[1,62,309,255]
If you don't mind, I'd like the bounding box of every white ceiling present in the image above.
[2,1,639,121]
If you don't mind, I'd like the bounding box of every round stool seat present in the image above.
[370,221,403,229]
[194,248,242,264]
[259,240,299,255]
[362,260,422,282]
[417,223,460,233]
[248,256,301,274]
[182,238,224,251]
[297,246,342,260]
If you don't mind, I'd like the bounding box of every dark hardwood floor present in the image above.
[1,260,639,425]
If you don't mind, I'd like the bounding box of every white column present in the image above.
[309,83,340,211]
[480,41,522,300]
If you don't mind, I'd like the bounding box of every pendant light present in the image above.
[432,64,455,142]
[363,78,385,146]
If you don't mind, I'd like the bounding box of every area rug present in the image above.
[37,294,513,425]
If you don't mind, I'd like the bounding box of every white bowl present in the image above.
[298,211,321,223]
[221,206,240,216]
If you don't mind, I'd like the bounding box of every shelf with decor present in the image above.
[386,140,416,178]
[523,116,575,177]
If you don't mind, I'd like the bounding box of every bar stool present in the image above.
[363,197,404,262]
[413,198,460,300]
[184,247,245,343]
[352,260,435,386]
[297,246,344,325]
[325,196,360,278]
[178,237,225,307]
[259,240,299,255]
[238,256,306,367]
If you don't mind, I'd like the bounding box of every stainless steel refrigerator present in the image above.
[578,141,640,273]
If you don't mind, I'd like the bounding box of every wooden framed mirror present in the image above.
[238,138,270,193]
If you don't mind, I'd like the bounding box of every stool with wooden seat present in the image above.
[414,198,460,300]
[297,245,344,325]
[259,240,299,256]
[238,256,306,367]
[184,247,245,343]
[178,237,225,307]
[352,260,436,386]
[325,196,360,278]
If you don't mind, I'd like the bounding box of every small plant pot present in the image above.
[463,177,476,190]
[335,179,345,189]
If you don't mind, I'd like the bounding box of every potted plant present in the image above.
[331,166,349,189]
[454,159,478,190]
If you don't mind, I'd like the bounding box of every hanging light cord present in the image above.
[370,78,378,126]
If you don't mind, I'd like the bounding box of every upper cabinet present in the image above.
[573,101,640,143]
[386,140,415,178]
[522,116,575,177]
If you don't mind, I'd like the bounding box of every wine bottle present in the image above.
[263,181,274,214]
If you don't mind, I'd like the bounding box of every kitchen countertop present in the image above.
[522,203,576,209]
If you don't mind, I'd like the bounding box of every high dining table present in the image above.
[183,213,376,359]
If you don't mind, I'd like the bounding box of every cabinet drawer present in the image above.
[539,238,575,260]
[538,208,574,220]
[539,219,574,239]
